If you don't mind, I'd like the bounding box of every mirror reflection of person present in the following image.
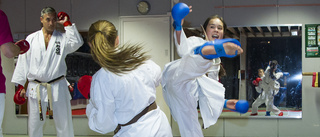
[250,68,265,116]
[11,7,83,137]
[85,20,172,136]
[0,9,30,137]
[162,3,244,137]
[250,60,284,116]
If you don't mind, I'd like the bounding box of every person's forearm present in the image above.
[175,30,182,45]
[1,42,20,58]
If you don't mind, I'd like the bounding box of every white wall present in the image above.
[1,0,320,136]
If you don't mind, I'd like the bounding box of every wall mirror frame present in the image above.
[184,24,302,119]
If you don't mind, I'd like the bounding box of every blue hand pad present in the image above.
[223,100,249,114]
[194,38,241,59]
[235,100,249,114]
[171,3,189,31]
[173,21,182,31]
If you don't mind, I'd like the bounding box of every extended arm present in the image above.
[57,11,84,53]
[0,10,29,58]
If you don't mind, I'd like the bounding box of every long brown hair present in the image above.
[203,15,227,33]
[88,20,150,75]
[202,15,227,40]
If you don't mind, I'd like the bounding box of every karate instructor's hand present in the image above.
[57,12,72,26]
[20,88,26,99]
[15,39,30,54]
[68,84,74,92]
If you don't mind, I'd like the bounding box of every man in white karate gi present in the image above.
[11,7,83,137]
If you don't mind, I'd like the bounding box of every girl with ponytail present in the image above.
[86,20,172,136]
[88,20,149,74]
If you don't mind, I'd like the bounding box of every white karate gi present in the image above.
[251,66,283,115]
[12,24,83,137]
[251,75,266,114]
[161,30,225,137]
[86,60,172,137]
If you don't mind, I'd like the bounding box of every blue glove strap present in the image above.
[194,38,241,59]
[173,21,182,31]
[224,99,228,108]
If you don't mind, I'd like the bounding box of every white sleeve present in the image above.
[275,72,283,80]
[11,36,32,85]
[255,86,262,93]
[64,24,84,53]
[86,73,117,134]
[206,58,221,81]
[149,60,162,88]
[173,51,213,84]
[174,29,205,57]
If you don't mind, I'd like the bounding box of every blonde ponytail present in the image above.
[88,20,150,75]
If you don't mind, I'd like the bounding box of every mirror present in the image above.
[182,24,302,118]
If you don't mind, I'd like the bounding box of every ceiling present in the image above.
[184,24,302,39]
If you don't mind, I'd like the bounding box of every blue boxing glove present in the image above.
[194,38,241,59]
[224,99,249,114]
[172,3,189,31]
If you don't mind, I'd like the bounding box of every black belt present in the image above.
[114,101,157,134]
[34,75,65,84]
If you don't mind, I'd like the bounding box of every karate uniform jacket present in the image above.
[161,30,225,137]
[260,66,283,96]
[86,60,172,136]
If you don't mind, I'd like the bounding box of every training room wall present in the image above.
[1,0,320,136]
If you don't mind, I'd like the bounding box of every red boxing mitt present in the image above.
[256,77,262,83]
[252,77,262,86]
[13,85,26,105]
[15,39,30,54]
[77,75,92,99]
[57,12,72,26]
[252,80,258,86]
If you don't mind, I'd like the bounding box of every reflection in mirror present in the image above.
[183,25,302,118]
[234,25,302,118]
[245,36,302,118]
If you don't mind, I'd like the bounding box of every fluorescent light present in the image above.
[291,29,298,36]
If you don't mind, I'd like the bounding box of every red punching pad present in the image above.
[77,75,92,99]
